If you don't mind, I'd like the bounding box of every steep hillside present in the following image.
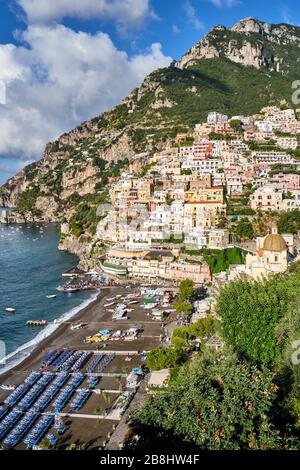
[2,17,300,264]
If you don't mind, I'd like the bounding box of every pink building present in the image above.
[269,173,300,191]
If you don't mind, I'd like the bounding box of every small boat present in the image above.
[70,322,86,331]
[64,287,79,293]
[1,384,17,391]
[5,307,15,313]
[46,295,57,299]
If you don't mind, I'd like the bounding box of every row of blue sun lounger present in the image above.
[0,351,117,447]
[51,373,85,412]
[24,412,54,449]
[18,373,55,412]
[71,351,93,372]
[86,353,104,373]
[25,371,42,386]
[70,389,91,411]
[98,353,115,373]
[4,371,43,409]
[52,350,75,371]
[51,350,91,372]
[0,408,22,440]
[4,408,40,448]
[33,372,70,412]
[4,384,29,408]
[69,374,100,412]
[42,350,60,367]
[2,372,71,448]
[0,406,8,420]
[87,377,99,388]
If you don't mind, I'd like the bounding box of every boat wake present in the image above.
[0,291,99,376]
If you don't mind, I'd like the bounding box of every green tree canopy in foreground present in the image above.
[216,275,300,365]
[132,355,292,450]
[146,348,182,371]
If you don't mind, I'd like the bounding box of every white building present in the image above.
[207,112,228,125]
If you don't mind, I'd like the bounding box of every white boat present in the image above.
[70,323,85,331]
[1,384,16,391]
[46,295,57,299]
[5,307,16,313]
[64,286,79,293]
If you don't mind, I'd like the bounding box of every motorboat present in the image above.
[0,384,17,391]
[64,286,79,293]
[46,295,57,299]
[70,323,86,331]
[5,307,15,313]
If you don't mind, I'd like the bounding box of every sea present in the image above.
[0,215,97,374]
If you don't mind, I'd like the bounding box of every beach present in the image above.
[0,284,166,450]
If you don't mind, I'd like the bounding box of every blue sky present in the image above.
[0,0,299,184]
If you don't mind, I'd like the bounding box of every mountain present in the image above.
[2,17,300,264]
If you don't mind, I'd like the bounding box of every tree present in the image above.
[39,438,52,450]
[132,355,285,450]
[146,348,182,371]
[216,275,300,365]
[172,318,218,343]
[229,119,242,128]
[178,279,196,301]
[16,185,42,221]
[236,219,254,240]
[175,301,193,316]
[278,210,300,234]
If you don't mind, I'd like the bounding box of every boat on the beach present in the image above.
[5,307,16,313]
[46,295,57,299]
[70,322,86,331]
[0,384,17,391]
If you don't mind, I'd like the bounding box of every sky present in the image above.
[0,0,299,184]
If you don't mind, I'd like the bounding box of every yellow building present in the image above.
[185,186,224,204]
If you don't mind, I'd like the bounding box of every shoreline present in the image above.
[0,288,107,382]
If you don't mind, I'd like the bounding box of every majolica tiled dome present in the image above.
[263,228,287,252]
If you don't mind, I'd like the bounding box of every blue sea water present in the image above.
[0,220,95,372]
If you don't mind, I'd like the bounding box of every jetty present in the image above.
[26,320,48,327]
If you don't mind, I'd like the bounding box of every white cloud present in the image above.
[209,0,239,7]
[16,0,154,26]
[282,8,293,25]
[0,24,172,166]
[184,1,204,30]
[172,25,181,34]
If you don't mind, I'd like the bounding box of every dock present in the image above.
[26,320,48,327]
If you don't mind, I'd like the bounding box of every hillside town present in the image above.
[92,106,300,285]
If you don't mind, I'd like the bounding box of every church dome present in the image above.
[263,228,287,252]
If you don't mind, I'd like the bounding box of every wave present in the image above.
[0,291,99,376]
